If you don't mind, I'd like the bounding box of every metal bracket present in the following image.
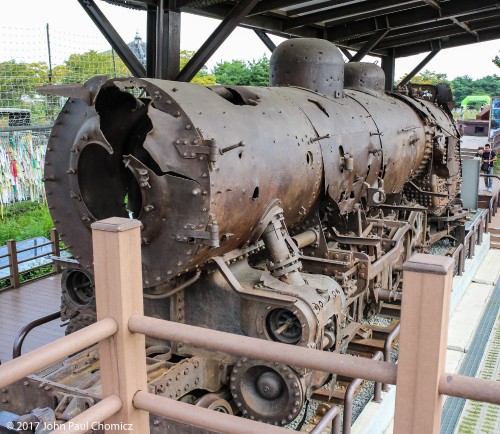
[175,138,219,163]
[181,222,220,247]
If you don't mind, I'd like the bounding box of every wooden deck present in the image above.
[0,274,65,363]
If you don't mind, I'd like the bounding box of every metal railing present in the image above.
[0,228,66,289]
[0,218,499,434]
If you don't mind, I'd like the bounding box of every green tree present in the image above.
[61,50,129,84]
[451,75,500,106]
[493,52,499,68]
[402,69,450,85]
[213,56,270,86]
[0,60,51,107]
[180,50,216,85]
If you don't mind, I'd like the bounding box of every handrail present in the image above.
[133,391,291,434]
[13,311,61,358]
[128,315,397,385]
[51,395,122,434]
[0,317,117,389]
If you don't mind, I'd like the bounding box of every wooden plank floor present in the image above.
[0,274,65,363]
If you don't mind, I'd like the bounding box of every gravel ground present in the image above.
[284,316,399,433]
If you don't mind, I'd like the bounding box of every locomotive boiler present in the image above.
[6,38,464,428]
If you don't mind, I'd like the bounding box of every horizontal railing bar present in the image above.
[17,253,53,264]
[128,315,397,385]
[439,373,500,405]
[19,263,54,275]
[0,253,10,259]
[0,317,117,389]
[134,391,291,434]
[0,263,12,271]
[51,395,122,434]
[16,241,53,254]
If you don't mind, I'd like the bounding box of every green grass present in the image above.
[0,201,53,246]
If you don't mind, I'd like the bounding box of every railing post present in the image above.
[7,239,20,288]
[394,254,454,434]
[91,218,149,434]
[50,228,62,273]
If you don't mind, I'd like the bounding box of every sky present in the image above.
[0,0,499,81]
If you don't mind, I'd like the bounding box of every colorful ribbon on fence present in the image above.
[0,131,46,216]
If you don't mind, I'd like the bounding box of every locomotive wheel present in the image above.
[195,393,233,414]
[230,358,304,425]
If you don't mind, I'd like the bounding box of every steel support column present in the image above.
[176,0,260,82]
[349,29,390,62]
[254,29,276,52]
[146,6,157,78]
[76,0,146,78]
[381,51,395,91]
[398,49,441,87]
[156,0,181,79]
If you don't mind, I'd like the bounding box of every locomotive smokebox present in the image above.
[270,38,344,98]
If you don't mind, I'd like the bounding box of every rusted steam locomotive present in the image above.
[4,39,465,429]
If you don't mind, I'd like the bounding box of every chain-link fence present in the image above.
[0,24,143,207]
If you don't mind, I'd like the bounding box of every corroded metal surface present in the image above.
[24,38,466,428]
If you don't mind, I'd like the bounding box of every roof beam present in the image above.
[343,10,500,47]
[373,15,500,50]
[181,3,323,39]
[398,49,441,87]
[249,0,306,16]
[327,0,500,42]
[450,17,479,39]
[392,27,500,57]
[254,30,276,52]
[76,0,146,77]
[177,0,260,82]
[350,29,390,62]
[285,0,365,17]
[285,0,421,30]
[422,0,441,10]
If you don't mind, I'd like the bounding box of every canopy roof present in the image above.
[102,0,500,58]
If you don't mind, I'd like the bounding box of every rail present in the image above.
[12,311,61,358]
[0,218,498,434]
[0,228,65,289]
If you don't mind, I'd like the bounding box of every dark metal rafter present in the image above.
[327,0,500,43]
[77,0,146,77]
[285,0,421,30]
[398,49,441,87]
[176,0,260,82]
[349,29,390,62]
[254,30,276,52]
[392,27,500,57]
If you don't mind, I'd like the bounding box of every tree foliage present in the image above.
[180,50,216,85]
[405,69,450,86]
[493,51,500,68]
[397,69,500,106]
[213,56,270,86]
[451,75,500,106]
[0,60,51,107]
[58,50,129,84]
